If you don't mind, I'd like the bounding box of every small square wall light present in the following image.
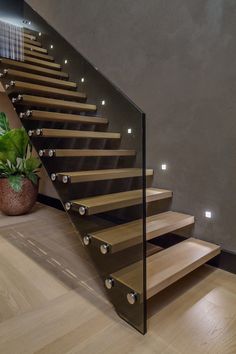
[81,78,85,83]
[127,128,132,134]
[101,100,106,106]
[50,44,54,49]
[205,211,212,219]
[161,163,167,170]
[64,59,68,64]
[38,32,42,36]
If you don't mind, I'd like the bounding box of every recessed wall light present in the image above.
[50,44,54,49]
[205,211,212,219]
[28,21,31,25]
[127,128,132,134]
[64,59,68,64]
[101,100,106,106]
[38,32,42,36]
[81,78,85,83]
[161,164,167,170]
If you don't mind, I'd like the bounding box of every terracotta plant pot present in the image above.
[0,177,38,216]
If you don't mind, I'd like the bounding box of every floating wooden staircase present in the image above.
[1,25,221,333]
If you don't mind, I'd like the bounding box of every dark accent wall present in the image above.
[26,0,236,253]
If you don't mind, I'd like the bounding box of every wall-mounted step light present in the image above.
[101,100,106,106]
[161,164,167,170]
[127,128,132,134]
[81,78,85,83]
[50,44,54,49]
[205,211,212,219]
[38,32,42,36]
[64,59,68,64]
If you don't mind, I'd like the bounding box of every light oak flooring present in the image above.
[0,203,236,353]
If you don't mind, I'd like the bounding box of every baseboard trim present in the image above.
[37,193,64,211]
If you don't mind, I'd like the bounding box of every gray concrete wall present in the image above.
[26,0,236,252]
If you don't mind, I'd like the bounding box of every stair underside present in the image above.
[21,110,108,125]
[1,69,77,89]
[0,58,68,78]
[70,188,172,216]
[111,238,220,299]
[14,94,97,112]
[40,149,136,157]
[56,168,153,183]
[24,49,54,61]
[29,128,120,139]
[23,56,61,69]
[89,211,193,253]
[7,81,86,101]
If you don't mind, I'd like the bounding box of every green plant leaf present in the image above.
[8,175,23,192]
[0,112,10,136]
[27,172,39,185]
[25,156,42,172]
[0,128,29,163]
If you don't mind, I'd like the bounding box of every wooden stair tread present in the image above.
[29,128,120,139]
[111,238,220,299]
[23,33,36,41]
[7,81,86,101]
[1,69,76,89]
[40,149,136,157]
[23,38,41,47]
[0,58,68,78]
[23,56,61,69]
[90,211,193,252]
[14,94,96,112]
[20,110,108,125]
[24,49,54,61]
[71,188,171,216]
[23,42,47,53]
[56,168,154,183]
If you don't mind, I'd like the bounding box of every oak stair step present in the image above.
[24,49,54,61]
[6,81,86,101]
[12,95,96,112]
[53,168,153,184]
[67,188,171,216]
[20,110,108,125]
[39,149,136,158]
[23,42,47,53]
[23,56,61,69]
[0,58,68,78]
[88,211,193,254]
[0,69,76,89]
[29,128,120,139]
[23,38,41,47]
[109,238,220,301]
[23,33,36,41]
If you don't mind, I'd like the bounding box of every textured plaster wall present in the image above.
[26,0,236,251]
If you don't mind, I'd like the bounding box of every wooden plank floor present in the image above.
[0,204,236,353]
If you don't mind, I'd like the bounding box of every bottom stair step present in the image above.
[108,238,220,301]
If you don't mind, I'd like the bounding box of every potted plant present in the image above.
[0,112,41,215]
